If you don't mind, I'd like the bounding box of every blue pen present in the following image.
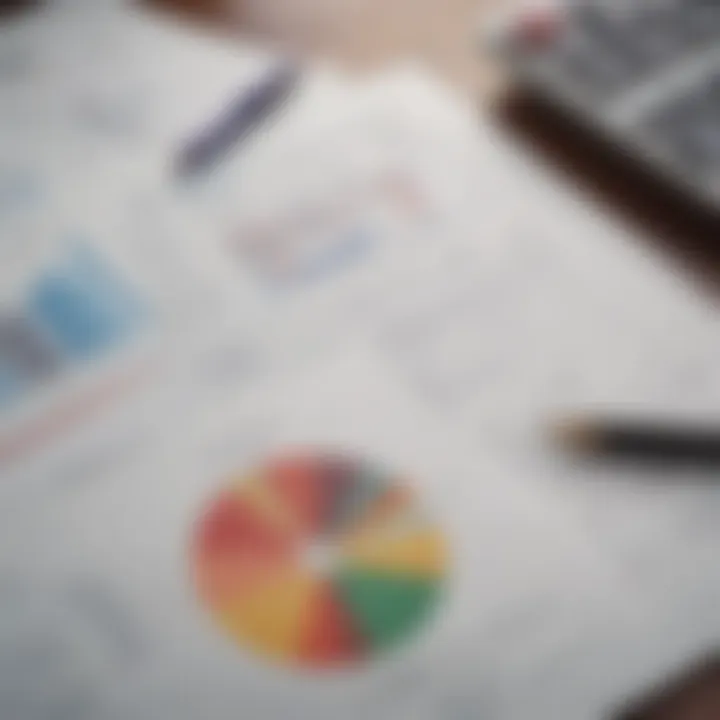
[176,62,301,177]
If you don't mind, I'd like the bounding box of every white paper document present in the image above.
[4,8,720,719]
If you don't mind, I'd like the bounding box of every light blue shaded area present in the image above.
[28,245,145,361]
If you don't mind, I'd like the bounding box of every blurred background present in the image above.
[4,1,720,719]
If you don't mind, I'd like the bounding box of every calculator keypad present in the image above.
[644,75,720,176]
[498,0,720,203]
[516,1,720,100]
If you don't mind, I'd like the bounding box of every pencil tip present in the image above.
[550,417,601,453]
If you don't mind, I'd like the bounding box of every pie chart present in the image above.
[191,451,448,669]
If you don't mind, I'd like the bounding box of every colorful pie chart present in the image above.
[191,451,448,669]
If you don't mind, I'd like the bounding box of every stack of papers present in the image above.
[4,4,720,720]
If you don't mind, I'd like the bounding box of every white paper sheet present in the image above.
[4,6,720,718]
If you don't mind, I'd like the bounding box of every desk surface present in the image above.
[146,0,499,92]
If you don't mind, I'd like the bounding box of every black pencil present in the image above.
[552,417,720,466]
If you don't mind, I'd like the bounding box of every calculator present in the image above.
[486,0,720,211]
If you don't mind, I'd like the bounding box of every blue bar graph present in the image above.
[29,246,144,360]
[0,244,145,412]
